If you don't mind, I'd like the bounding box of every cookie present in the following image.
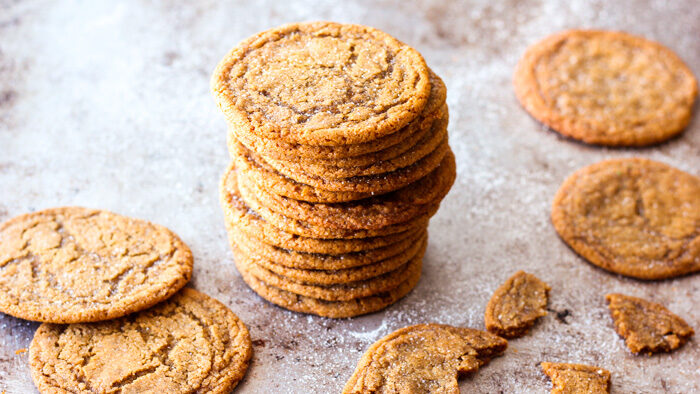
[212,21,431,146]
[0,207,193,324]
[237,150,456,230]
[232,232,427,285]
[220,166,422,254]
[29,288,252,393]
[551,158,700,280]
[256,137,450,193]
[514,30,698,146]
[540,362,610,394]
[229,70,447,161]
[264,112,448,179]
[237,173,437,238]
[228,226,425,271]
[343,324,508,393]
[238,259,422,318]
[485,270,550,338]
[605,293,694,354]
[233,240,424,300]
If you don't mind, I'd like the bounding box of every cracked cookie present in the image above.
[515,30,698,146]
[552,158,700,280]
[0,207,193,323]
[343,324,507,393]
[212,21,431,146]
[29,288,252,393]
[541,362,610,393]
[485,271,550,338]
[605,293,694,354]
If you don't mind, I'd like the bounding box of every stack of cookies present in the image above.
[212,22,455,318]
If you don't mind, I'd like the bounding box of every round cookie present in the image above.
[29,288,252,393]
[231,233,427,285]
[228,229,424,270]
[233,243,423,301]
[514,30,698,147]
[229,70,446,161]
[237,175,437,239]
[552,158,700,279]
[237,260,422,318]
[220,166,424,254]
[343,324,508,393]
[0,207,193,324]
[238,151,456,230]
[255,138,450,193]
[266,113,448,179]
[212,21,431,146]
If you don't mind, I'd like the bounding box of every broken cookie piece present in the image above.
[343,324,507,393]
[485,270,551,338]
[541,362,610,394]
[606,293,694,354]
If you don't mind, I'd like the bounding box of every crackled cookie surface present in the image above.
[485,271,550,338]
[606,293,694,354]
[29,288,252,393]
[0,207,193,323]
[343,324,507,393]
[212,21,431,145]
[515,30,698,146]
[552,158,700,279]
[541,362,610,394]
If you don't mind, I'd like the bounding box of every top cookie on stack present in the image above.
[212,22,453,318]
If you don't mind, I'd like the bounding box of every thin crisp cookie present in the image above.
[541,362,610,394]
[485,270,550,338]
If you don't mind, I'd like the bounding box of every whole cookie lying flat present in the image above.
[238,259,422,318]
[552,158,700,280]
[606,293,694,354]
[231,231,427,285]
[230,70,446,161]
[541,362,610,394]
[343,324,507,393]
[0,207,193,323]
[212,21,431,146]
[237,150,456,230]
[514,30,698,146]
[29,288,252,393]
[220,164,422,254]
[228,226,424,270]
[485,271,550,338]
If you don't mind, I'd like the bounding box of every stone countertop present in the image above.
[0,1,698,392]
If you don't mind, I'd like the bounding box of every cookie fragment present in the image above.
[552,158,700,280]
[343,324,507,393]
[29,288,252,394]
[0,207,193,323]
[541,362,610,394]
[484,271,550,338]
[605,293,694,354]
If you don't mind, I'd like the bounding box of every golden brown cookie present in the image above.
[541,362,610,394]
[514,30,698,146]
[237,150,456,230]
[0,207,193,323]
[343,324,508,393]
[233,241,424,300]
[605,293,694,354]
[485,271,550,338]
[229,70,446,161]
[220,166,422,254]
[212,21,431,146]
[231,232,427,285]
[551,158,700,280]
[238,260,422,318]
[228,226,424,270]
[29,288,252,393]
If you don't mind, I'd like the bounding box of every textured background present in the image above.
[0,1,698,392]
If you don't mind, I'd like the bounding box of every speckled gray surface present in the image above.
[0,1,698,393]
